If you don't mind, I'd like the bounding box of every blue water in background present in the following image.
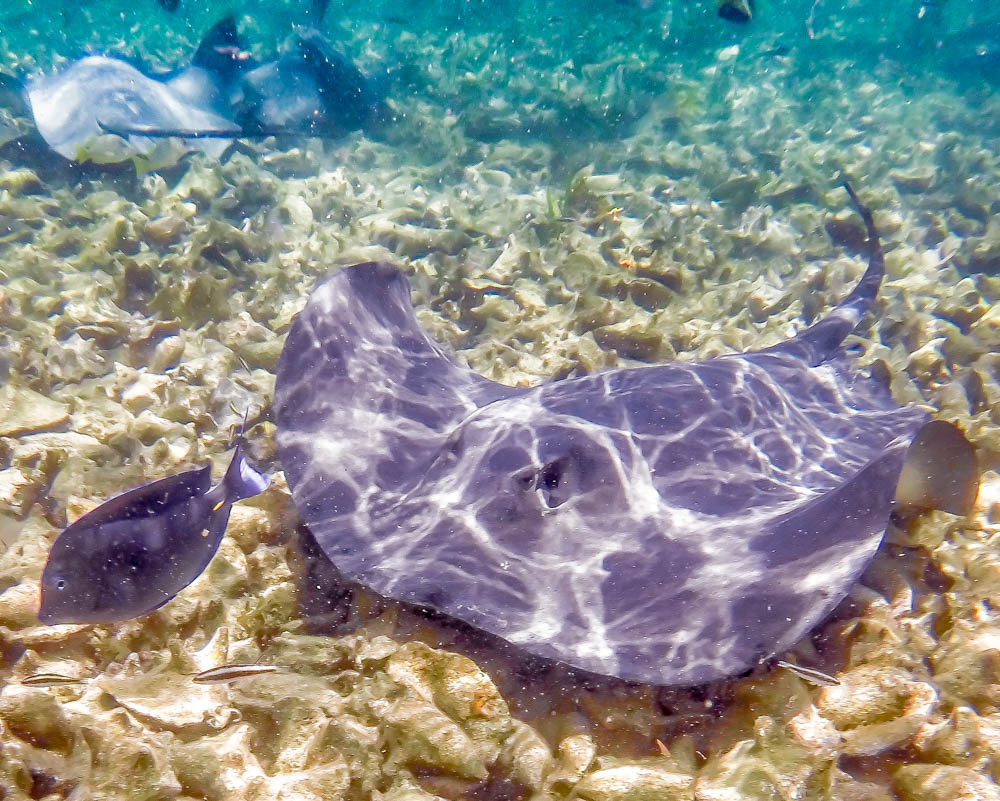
[0,0,997,195]
[2,0,998,121]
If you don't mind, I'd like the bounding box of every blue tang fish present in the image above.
[38,444,269,624]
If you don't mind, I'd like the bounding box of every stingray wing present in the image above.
[275,262,522,523]
[541,353,928,684]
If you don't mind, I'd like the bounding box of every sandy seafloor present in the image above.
[0,1,999,799]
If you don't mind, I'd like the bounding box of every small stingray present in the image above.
[38,444,268,624]
[95,21,388,144]
[235,27,389,137]
[274,186,936,686]
[13,19,243,163]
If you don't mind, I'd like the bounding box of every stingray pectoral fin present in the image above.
[895,420,979,515]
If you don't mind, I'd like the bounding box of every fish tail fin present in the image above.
[770,181,885,366]
[223,444,270,503]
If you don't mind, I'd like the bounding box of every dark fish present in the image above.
[758,43,791,58]
[169,17,251,113]
[272,185,959,686]
[191,663,285,683]
[38,444,269,625]
[718,0,754,23]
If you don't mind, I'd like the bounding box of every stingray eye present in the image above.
[54,578,67,591]
[539,461,562,491]
[537,458,573,509]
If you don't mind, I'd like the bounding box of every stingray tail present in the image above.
[770,182,884,367]
[97,120,241,140]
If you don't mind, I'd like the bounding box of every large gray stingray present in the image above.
[274,187,931,686]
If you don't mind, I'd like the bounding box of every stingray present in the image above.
[273,186,969,687]
[3,9,388,159]
[105,25,391,142]
[233,27,390,137]
[6,19,243,164]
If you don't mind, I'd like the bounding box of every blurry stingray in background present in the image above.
[1,18,244,167]
[234,27,391,137]
[0,8,389,168]
[99,20,391,143]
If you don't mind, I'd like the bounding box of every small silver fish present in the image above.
[191,663,285,684]
[21,672,90,687]
[776,660,840,687]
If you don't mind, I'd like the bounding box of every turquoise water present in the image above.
[1,1,999,799]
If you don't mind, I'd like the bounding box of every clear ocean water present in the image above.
[0,1,998,799]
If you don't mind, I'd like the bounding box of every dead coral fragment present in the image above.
[819,665,937,756]
[378,642,513,780]
[0,384,69,436]
[575,762,694,801]
[893,763,1000,801]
